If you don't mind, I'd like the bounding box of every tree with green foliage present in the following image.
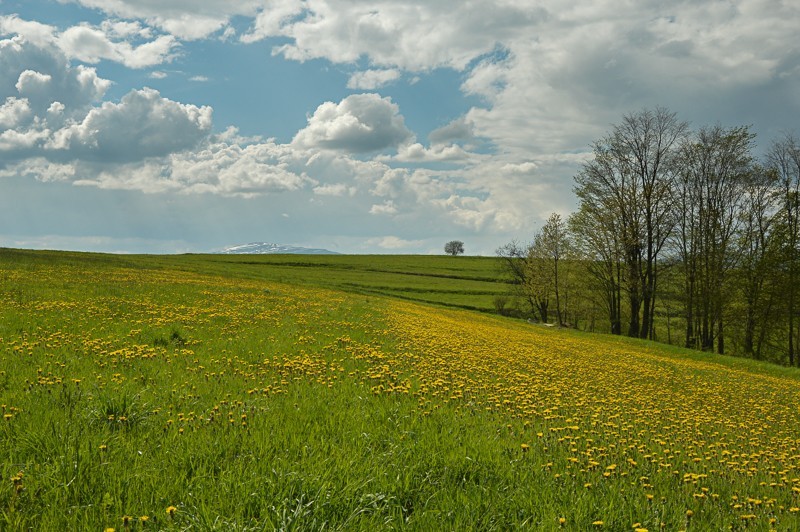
[768,133,800,365]
[574,107,687,339]
[532,213,571,326]
[444,240,465,256]
[497,241,549,322]
[673,124,755,354]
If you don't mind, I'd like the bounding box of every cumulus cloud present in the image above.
[346,69,401,90]
[292,93,412,153]
[72,139,310,196]
[1,36,110,112]
[1,15,179,68]
[0,97,32,128]
[48,87,212,161]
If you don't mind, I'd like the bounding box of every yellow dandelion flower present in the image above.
[166,505,177,517]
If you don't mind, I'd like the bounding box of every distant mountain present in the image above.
[220,242,339,255]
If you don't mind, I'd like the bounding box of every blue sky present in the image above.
[1,0,799,254]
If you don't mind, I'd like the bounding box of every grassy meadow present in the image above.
[2,248,800,530]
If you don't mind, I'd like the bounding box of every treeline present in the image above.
[498,107,800,366]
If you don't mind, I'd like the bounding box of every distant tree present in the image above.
[497,241,549,322]
[444,240,465,256]
[532,213,571,326]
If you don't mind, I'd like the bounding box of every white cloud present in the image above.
[369,200,397,215]
[429,117,476,146]
[1,15,179,69]
[346,69,400,90]
[245,1,540,71]
[58,25,178,68]
[0,97,32,128]
[48,87,212,161]
[313,183,353,196]
[1,36,111,112]
[366,235,425,249]
[15,70,52,94]
[388,142,477,163]
[292,93,412,153]
[64,0,263,40]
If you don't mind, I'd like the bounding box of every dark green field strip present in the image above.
[339,282,503,296]
[0,248,508,314]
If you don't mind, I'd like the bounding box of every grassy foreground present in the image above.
[2,249,800,530]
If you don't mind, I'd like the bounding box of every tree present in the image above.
[673,125,755,354]
[768,133,800,365]
[532,213,571,326]
[574,107,688,339]
[736,164,779,359]
[444,240,465,256]
[497,241,549,322]
[569,205,623,334]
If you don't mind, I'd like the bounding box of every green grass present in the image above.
[2,248,800,530]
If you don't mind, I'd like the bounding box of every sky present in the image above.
[0,0,798,255]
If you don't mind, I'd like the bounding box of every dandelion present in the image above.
[521,443,530,452]
[592,520,604,526]
[140,515,149,523]
[166,505,177,517]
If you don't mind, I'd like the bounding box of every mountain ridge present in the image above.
[220,242,339,255]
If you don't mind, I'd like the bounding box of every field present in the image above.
[2,249,800,530]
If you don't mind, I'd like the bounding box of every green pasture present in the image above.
[2,248,800,530]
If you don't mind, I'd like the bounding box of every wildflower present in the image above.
[166,505,177,517]
[140,515,149,523]
[521,443,530,452]
[592,520,604,526]
[558,517,566,526]
[686,509,694,518]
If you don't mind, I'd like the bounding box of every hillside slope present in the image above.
[1,248,800,529]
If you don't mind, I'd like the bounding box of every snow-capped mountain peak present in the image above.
[220,242,339,255]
